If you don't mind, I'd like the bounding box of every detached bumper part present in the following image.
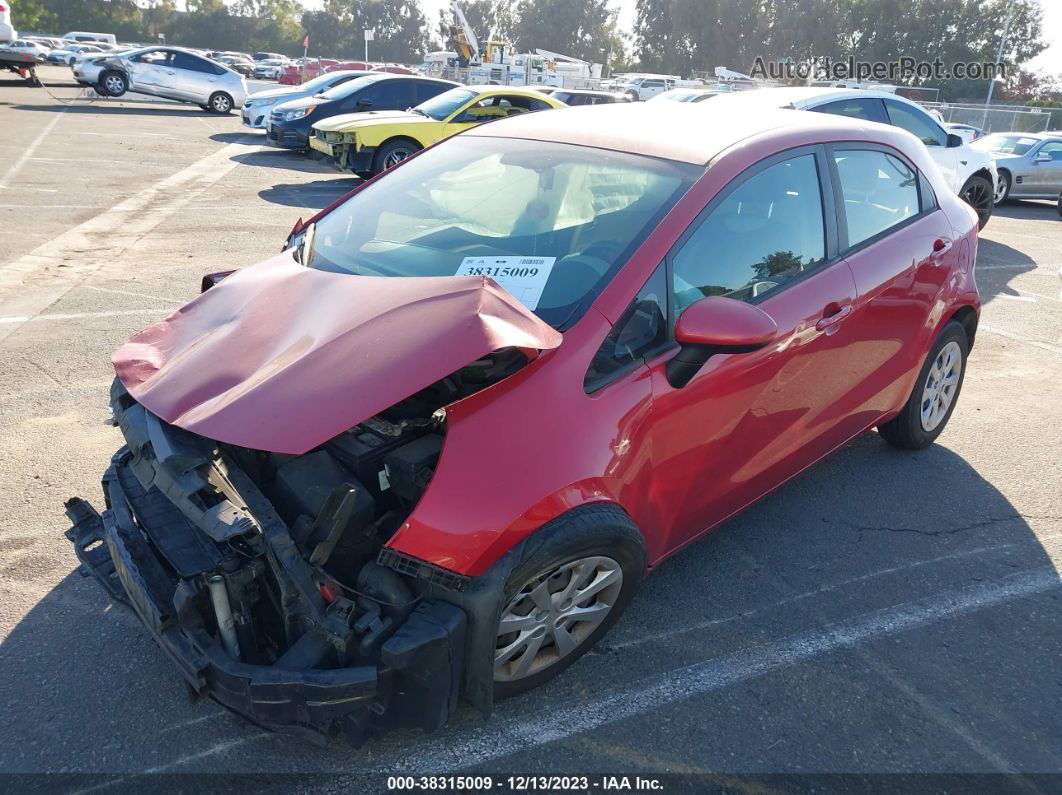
[64,458,467,746]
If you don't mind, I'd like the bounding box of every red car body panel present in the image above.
[386,117,980,576]
[109,106,980,578]
[111,254,561,454]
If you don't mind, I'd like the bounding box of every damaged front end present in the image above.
[65,378,485,745]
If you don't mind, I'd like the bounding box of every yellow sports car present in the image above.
[309,85,568,176]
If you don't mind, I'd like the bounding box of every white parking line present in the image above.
[610,541,1017,650]
[0,309,164,325]
[356,569,1058,774]
[0,137,262,343]
[994,293,1036,302]
[981,324,1062,354]
[0,105,68,190]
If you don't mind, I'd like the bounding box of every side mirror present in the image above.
[1034,151,1051,163]
[946,133,964,148]
[356,98,373,109]
[666,296,777,388]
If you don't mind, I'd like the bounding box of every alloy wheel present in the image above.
[103,75,124,95]
[993,173,1009,204]
[494,555,622,682]
[962,179,993,226]
[384,148,412,169]
[920,340,962,432]
[211,94,232,113]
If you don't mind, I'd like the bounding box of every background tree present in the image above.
[509,0,619,63]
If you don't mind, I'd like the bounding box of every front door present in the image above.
[1026,141,1062,195]
[646,148,869,552]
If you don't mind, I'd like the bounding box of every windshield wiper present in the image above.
[295,222,316,266]
[409,107,429,117]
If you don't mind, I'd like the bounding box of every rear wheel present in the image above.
[878,321,968,450]
[372,139,421,175]
[959,174,993,230]
[99,70,128,97]
[493,506,645,698]
[207,92,234,114]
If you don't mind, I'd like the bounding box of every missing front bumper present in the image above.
[64,455,467,746]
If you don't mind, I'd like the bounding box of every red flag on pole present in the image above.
[302,35,309,48]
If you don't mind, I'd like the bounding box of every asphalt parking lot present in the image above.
[1,66,1060,787]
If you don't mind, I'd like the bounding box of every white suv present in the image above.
[621,76,675,101]
[712,88,998,229]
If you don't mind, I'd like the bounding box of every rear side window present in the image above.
[884,100,946,147]
[814,98,885,123]
[672,153,826,311]
[585,264,669,390]
[414,81,446,104]
[833,149,920,247]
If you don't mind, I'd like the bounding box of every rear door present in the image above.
[831,144,957,417]
[645,147,869,551]
[171,51,221,101]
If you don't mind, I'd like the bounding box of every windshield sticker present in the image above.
[455,256,556,310]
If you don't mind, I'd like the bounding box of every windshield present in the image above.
[303,71,357,93]
[417,87,477,120]
[974,134,1040,155]
[318,75,378,101]
[305,137,698,330]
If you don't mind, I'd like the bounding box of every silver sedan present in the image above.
[974,132,1062,203]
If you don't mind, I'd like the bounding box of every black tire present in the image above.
[493,504,646,699]
[98,70,128,97]
[959,174,993,230]
[625,90,638,101]
[372,138,422,175]
[207,92,234,114]
[994,169,1011,205]
[878,321,969,450]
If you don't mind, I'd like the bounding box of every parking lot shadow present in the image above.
[0,437,1059,773]
[211,131,262,145]
[258,178,360,209]
[975,238,1039,304]
[14,102,218,117]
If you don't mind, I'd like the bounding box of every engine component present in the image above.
[384,435,444,504]
[208,574,241,659]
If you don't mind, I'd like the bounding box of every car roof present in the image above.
[465,101,901,165]
[462,84,561,98]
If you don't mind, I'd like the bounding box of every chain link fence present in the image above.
[923,102,1052,134]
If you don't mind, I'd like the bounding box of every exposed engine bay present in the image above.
[64,347,529,744]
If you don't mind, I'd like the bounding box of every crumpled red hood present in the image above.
[113,253,562,454]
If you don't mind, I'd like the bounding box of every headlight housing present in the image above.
[282,106,314,121]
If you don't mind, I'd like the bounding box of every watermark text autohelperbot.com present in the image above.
[751,57,1007,83]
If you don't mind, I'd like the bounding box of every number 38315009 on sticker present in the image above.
[455,256,556,310]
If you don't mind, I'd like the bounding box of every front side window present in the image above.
[585,264,669,389]
[834,149,920,247]
[134,50,171,66]
[884,100,946,147]
[304,137,698,330]
[418,87,478,120]
[672,154,826,312]
[1037,141,1062,160]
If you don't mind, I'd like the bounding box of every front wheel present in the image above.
[99,70,128,97]
[372,139,422,175]
[493,506,645,698]
[207,92,234,114]
[994,170,1011,204]
[959,174,994,230]
[878,321,969,449]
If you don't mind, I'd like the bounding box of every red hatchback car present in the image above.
[66,103,980,745]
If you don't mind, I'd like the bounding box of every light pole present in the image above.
[983,0,1016,128]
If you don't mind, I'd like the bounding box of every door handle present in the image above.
[930,238,953,262]
[815,303,853,332]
